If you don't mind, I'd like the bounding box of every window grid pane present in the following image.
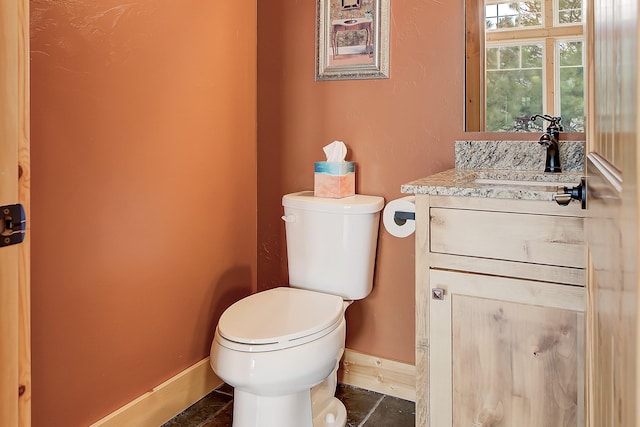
[485,1,542,31]
[522,44,543,68]
[557,0,583,25]
[499,46,521,69]
[559,40,583,66]
[486,47,499,70]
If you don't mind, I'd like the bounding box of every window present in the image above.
[557,0,583,24]
[486,42,544,131]
[557,39,585,131]
[485,0,543,30]
[483,0,585,132]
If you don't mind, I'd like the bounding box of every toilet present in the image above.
[210,191,384,427]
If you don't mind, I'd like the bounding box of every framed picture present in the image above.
[315,0,390,81]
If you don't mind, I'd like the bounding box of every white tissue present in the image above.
[323,140,347,162]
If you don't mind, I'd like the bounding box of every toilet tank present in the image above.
[282,191,385,300]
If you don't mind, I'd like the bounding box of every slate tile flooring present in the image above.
[162,383,415,427]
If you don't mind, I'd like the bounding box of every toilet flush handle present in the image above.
[281,214,296,223]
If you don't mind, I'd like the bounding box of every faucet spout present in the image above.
[538,133,552,145]
[531,115,563,173]
[540,133,561,173]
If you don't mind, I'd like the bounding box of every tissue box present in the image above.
[314,162,355,198]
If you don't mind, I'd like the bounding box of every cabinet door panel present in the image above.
[429,270,585,427]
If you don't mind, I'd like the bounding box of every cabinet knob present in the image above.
[432,288,445,300]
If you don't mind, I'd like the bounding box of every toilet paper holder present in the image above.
[393,211,415,226]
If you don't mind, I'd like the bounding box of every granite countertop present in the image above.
[400,168,583,201]
[400,140,585,201]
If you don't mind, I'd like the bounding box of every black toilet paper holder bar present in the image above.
[393,211,415,226]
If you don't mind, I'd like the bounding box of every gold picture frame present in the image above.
[316,0,390,81]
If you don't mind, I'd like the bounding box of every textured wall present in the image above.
[29,1,257,425]
[257,1,464,364]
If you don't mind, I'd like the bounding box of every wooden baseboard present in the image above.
[338,349,416,402]
[89,349,414,426]
[90,357,222,427]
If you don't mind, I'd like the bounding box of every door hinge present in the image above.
[1,204,26,247]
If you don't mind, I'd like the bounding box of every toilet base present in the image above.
[230,364,347,427]
[231,388,347,427]
[233,388,313,427]
[312,396,347,427]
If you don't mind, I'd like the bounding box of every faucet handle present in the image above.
[551,116,564,132]
[531,114,563,130]
[530,114,552,122]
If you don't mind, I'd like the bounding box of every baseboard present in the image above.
[338,349,416,402]
[90,357,222,427]
[89,350,414,426]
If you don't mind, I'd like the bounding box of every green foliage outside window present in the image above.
[559,40,585,132]
[486,44,544,132]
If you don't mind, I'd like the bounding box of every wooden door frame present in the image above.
[1,1,30,426]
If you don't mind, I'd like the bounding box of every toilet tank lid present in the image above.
[218,287,345,345]
[282,191,384,214]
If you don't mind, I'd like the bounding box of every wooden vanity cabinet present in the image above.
[415,195,586,427]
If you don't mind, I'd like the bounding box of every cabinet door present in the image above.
[429,270,585,427]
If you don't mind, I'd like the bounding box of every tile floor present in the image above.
[162,383,415,427]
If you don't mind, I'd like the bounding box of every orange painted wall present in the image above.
[257,2,466,364]
[29,1,257,426]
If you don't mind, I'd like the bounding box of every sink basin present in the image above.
[473,178,578,188]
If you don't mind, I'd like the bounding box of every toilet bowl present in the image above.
[210,287,349,427]
[210,192,384,427]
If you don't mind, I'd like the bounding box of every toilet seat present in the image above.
[217,287,345,352]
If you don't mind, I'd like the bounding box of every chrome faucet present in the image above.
[531,114,563,173]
